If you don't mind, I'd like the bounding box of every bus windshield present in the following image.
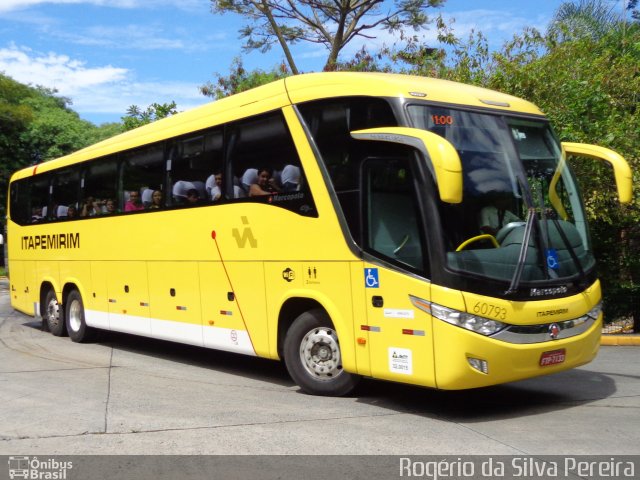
[408,105,594,288]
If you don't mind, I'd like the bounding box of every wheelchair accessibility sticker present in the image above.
[365,268,380,288]
[546,248,559,271]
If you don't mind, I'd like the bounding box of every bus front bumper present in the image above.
[432,315,601,390]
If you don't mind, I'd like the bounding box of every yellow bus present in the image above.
[7,73,632,396]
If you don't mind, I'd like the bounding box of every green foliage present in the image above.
[200,57,290,99]
[89,122,125,144]
[21,90,99,160]
[122,101,178,131]
[0,73,109,220]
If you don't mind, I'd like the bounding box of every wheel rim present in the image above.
[299,327,343,381]
[46,297,60,328]
[68,299,82,333]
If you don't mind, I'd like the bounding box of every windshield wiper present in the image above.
[504,207,536,295]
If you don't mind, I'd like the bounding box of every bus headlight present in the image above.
[586,302,602,320]
[431,304,507,336]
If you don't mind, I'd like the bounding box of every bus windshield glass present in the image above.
[408,105,594,287]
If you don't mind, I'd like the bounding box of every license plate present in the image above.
[540,349,566,366]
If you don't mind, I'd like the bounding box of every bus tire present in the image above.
[44,288,67,337]
[284,309,359,396]
[65,290,93,343]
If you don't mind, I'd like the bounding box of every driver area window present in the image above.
[363,156,428,275]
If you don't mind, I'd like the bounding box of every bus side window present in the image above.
[228,111,316,216]
[10,180,31,225]
[297,97,397,191]
[122,144,165,212]
[297,97,398,238]
[82,156,119,215]
[30,175,51,223]
[169,129,223,207]
[52,168,81,220]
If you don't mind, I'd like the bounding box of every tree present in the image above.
[200,57,290,98]
[0,74,113,220]
[210,0,445,72]
[548,0,620,42]
[89,122,125,144]
[121,101,178,131]
[20,87,102,160]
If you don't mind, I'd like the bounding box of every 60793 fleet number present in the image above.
[473,302,507,320]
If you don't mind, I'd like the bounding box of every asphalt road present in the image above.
[1,280,639,456]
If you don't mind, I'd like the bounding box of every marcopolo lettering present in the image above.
[22,233,80,250]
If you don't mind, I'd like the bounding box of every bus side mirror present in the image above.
[351,127,463,203]
[562,142,633,204]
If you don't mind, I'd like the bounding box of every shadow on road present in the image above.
[352,368,616,422]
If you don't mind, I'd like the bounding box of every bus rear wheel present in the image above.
[284,309,359,396]
[65,290,93,343]
[44,289,67,337]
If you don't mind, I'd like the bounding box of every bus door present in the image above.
[358,157,435,387]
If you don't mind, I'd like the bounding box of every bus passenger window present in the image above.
[82,157,118,216]
[169,129,223,207]
[51,169,80,221]
[31,176,51,223]
[228,111,316,217]
[122,144,164,212]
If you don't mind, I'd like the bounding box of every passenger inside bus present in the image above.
[205,172,223,201]
[148,190,163,209]
[185,189,201,205]
[103,199,117,214]
[66,205,78,219]
[31,207,43,223]
[124,190,144,212]
[81,197,102,217]
[249,167,281,196]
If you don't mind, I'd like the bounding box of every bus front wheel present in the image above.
[44,289,67,337]
[65,290,93,343]
[284,309,359,396]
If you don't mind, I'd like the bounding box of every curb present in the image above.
[601,334,640,346]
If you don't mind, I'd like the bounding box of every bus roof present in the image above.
[284,72,542,114]
[12,72,544,180]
